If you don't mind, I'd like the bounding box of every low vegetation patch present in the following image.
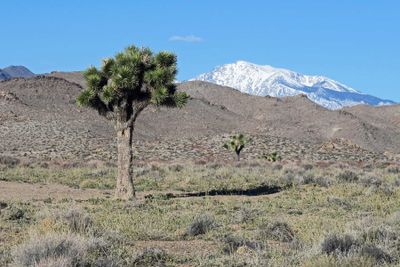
[258,221,295,242]
[1,161,400,266]
[187,214,217,236]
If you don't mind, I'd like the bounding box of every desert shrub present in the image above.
[337,171,359,183]
[360,225,397,243]
[258,221,295,242]
[0,155,20,167]
[1,204,30,222]
[187,214,217,236]
[394,177,400,187]
[132,248,169,267]
[222,234,263,254]
[359,244,393,264]
[233,207,256,224]
[197,252,269,267]
[13,234,90,266]
[380,184,395,195]
[321,233,359,255]
[387,166,400,174]
[150,164,167,176]
[4,207,25,221]
[303,175,331,187]
[327,197,352,211]
[302,174,315,185]
[168,164,184,172]
[63,208,93,234]
[302,164,314,171]
[13,233,121,267]
[33,256,73,267]
[360,175,383,187]
[0,201,7,210]
[281,174,303,187]
[272,164,283,170]
[365,184,395,196]
[307,254,375,267]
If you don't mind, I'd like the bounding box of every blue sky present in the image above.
[1,1,399,101]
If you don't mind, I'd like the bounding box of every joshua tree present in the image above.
[262,152,282,162]
[77,45,188,200]
[223,134,250,161]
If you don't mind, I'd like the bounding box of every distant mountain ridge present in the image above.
[1,74,400,162]
[0,66,35,80]
[192,61,395,109]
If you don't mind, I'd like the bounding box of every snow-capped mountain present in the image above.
[192,61,395,109]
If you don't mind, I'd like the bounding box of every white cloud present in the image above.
[169,35,203,43]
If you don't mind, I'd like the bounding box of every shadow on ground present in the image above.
[145,184,282,199]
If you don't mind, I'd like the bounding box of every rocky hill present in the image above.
[1,74,399,163]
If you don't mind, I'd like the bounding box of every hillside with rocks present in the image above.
[1,75,399,163]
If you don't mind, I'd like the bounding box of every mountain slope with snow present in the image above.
[192,61,395,109]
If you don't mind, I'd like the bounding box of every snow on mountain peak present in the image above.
[191,61,394,109]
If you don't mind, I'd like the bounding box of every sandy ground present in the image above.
[0,181,112,201]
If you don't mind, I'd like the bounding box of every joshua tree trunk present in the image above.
[235,147,243,161]
[115,123,135,200]
[235,151,240,161]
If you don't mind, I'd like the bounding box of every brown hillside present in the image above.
[0,75,398,162]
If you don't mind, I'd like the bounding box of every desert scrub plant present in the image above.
[303,174,331,187]
[223,133,250,161]
[321,233,359,255]
[62,208,93,234]
[132,248,170,267]
[258,221,295,242]
[1,203,32,222]
[306,254,375,267]
[359,244,393,264]
[221,234,263,254]
[13,232,128,267]
[233,206,257,224]
[359,225,397,243]
[337,170,359,183]
[13,233,94,266]
[187,214,217,236]
[327,196,353,211]
[0,155,20,167]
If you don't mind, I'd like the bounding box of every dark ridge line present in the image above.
[144,184,282,199]
[0,75,84,89]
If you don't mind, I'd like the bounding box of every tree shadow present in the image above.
[145,184,281,200]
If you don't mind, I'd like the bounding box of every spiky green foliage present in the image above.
[223,134,250,161]
[262,152,282,162]
[77,45,189,121]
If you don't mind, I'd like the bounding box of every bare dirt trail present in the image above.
[0,181,112,201]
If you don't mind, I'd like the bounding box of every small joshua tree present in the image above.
[223,134,250,161]
[77,45,188,200]
[262,152,282,162]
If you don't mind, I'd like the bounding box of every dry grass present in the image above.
[1,161,400,266]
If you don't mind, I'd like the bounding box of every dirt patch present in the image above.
[0,181,112,201]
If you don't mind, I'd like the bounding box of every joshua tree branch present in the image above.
[126,100,150,127]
